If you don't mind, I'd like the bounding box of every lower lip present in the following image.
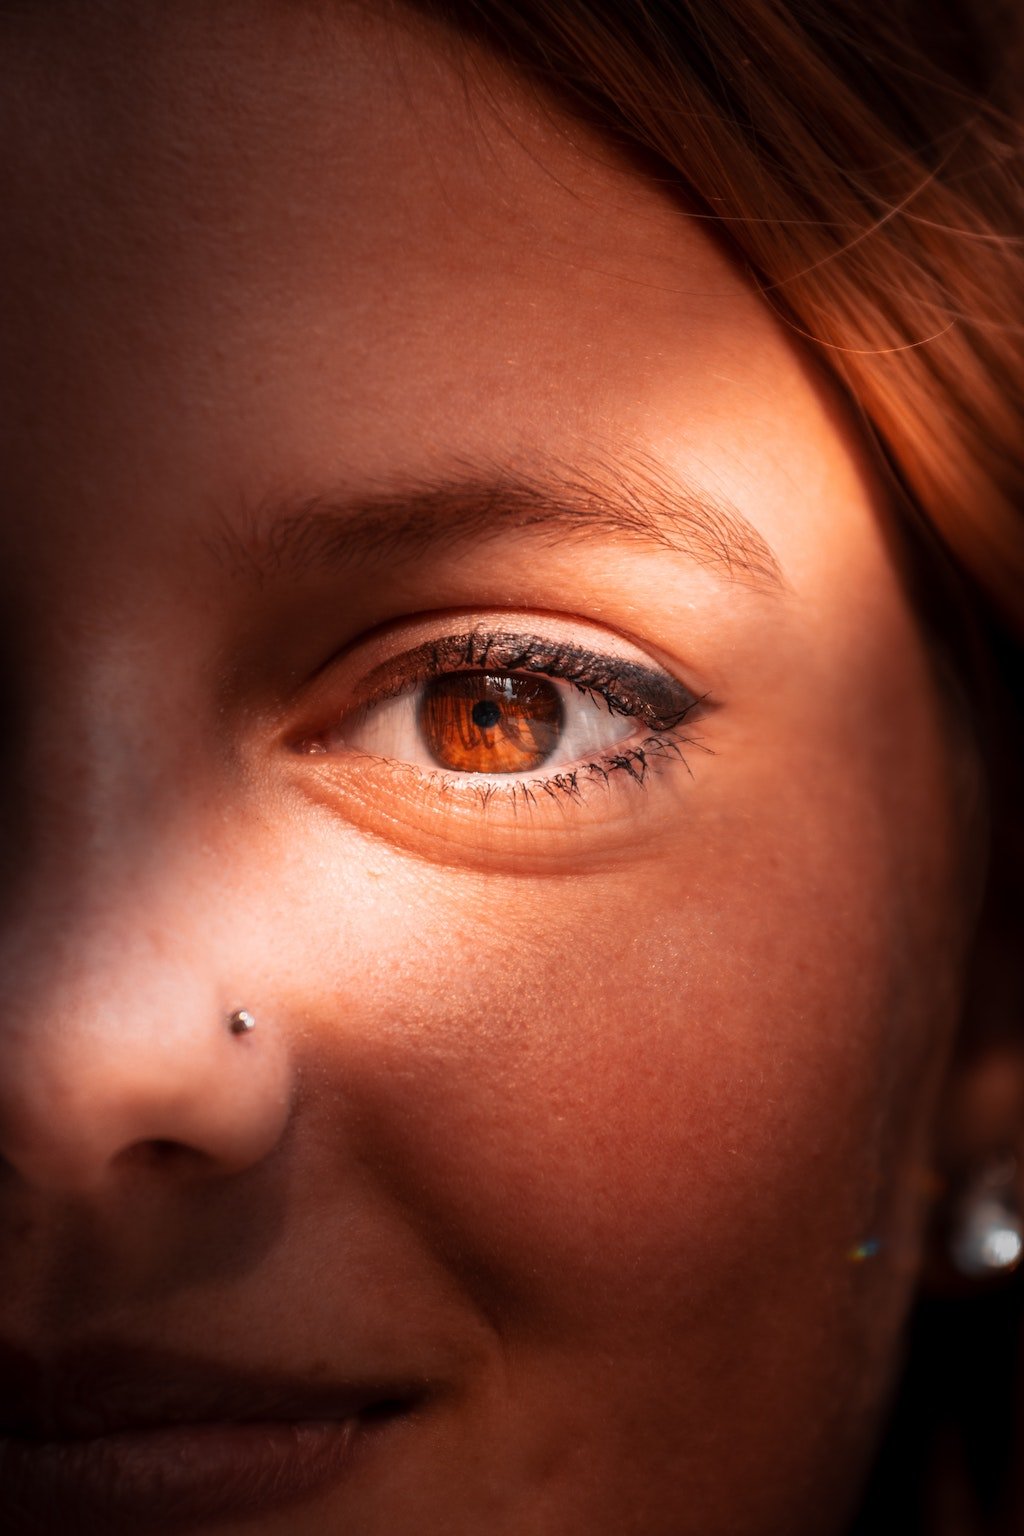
[0,1414,396,1534]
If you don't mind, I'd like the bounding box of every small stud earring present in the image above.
[947,1156,1023,1278]
[228,1009,256,1036]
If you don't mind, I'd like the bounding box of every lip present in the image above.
[0,1338,425,1534]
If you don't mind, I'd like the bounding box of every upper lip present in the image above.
[0,1337,423,1440]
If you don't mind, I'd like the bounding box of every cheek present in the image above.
[280,763,954,1344]
[245,666,969,1529]
[267,813,941,1529]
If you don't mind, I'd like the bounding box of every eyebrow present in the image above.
[215,450,784,590]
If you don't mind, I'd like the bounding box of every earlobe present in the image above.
[926,1040,1024,1294]
[926,768,1024,1291]
[946,1155,1022,1279]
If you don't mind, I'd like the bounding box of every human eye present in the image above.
[287,611,709,867]
[316,624,701,789]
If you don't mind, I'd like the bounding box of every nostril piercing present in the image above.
[228,1009,256,1036]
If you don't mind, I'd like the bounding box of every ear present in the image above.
[925,819,1024,1294]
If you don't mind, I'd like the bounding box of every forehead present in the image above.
[0,0,879,601]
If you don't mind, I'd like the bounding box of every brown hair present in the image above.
[410,0,1024,640]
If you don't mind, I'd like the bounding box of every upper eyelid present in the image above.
[351,631,611,698]
[345,629,702,727]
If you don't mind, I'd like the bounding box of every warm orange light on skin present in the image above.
[0,5,981,1535]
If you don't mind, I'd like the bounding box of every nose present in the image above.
[0,900,292,1194]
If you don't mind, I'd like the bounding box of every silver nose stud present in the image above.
[228,1009,256,1036]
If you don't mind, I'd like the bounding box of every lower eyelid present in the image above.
[460,729,699,805]
[336,721,700,801]
[289,719,709,872]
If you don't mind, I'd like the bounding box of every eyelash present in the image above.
[461,734,690,814]
[310,626,708,811]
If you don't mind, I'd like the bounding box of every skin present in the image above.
[0,2,993,1532]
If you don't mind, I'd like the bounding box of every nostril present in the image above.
[0,993,293,1191]
[112,1140,211,1174]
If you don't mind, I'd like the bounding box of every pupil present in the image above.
[472,699,502,729]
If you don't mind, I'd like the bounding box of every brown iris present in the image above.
[417,672,563,773]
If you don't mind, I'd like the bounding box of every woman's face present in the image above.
[0,4,981,1533]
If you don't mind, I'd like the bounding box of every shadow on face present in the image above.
[0,3,985,1533]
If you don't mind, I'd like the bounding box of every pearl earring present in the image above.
[948,1156,1023,1278]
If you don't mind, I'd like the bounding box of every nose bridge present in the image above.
[0,624,223,987]
[0,629,293,1193]
[4,870,222,1024]
[7,617,209,893]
